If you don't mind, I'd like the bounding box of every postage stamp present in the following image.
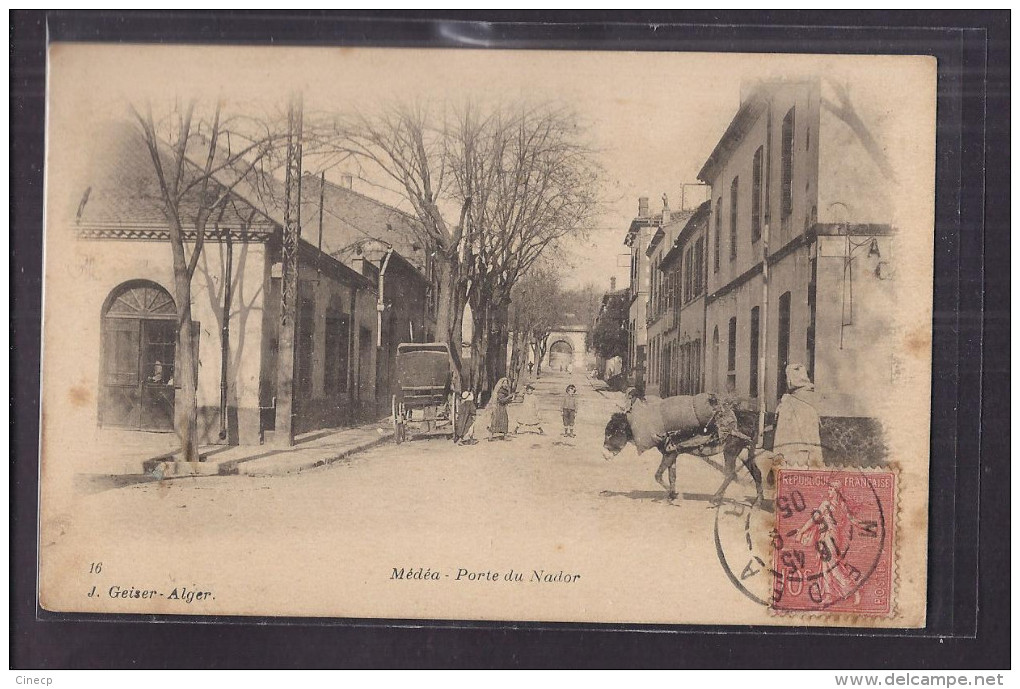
[770,468,896,615]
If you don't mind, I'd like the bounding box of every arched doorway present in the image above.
[100,280,178,431]
[548,340,573,371]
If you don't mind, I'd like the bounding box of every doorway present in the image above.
[777,291,792,399]
[100,281,178,432]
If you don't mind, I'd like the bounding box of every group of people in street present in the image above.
[452,378,580,444]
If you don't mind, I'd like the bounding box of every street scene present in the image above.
[44,369,772,623]
[39,45,934,626]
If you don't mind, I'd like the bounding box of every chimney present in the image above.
[740,78,764,105]
[610,277,617,291]
[638,196,649,218]
[661,193,671,224]
[341,173,354,190]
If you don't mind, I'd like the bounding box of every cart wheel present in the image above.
[392,395,403,444]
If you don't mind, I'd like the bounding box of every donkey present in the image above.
[602,393,764,502]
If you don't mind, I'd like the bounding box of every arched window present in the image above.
[100,280,177,431]
[729,176,739,261]
[781,107,796,226]
[752,146,764,241]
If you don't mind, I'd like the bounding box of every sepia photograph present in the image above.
[38,43,936,627]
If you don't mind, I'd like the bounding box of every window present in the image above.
[781,107,796,224]
[678,339,704,396]
[694,237,705,297]
[752,146,763,242]
[682,249,690,303]
[681,340,702,396]
[749,306,760,397]
[664,267,671,313]
[693,339,702,394]
[656,258,663,316]
[673,265,682,319]
[713,198,721,273]
[729,177,739,261]
[651,257,658,317]
[727,316,737,393]
[324,311,350,395]
[711,326,720,392]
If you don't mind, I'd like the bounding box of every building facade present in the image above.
[623,196,659,389]
[644,205,695,398]
[300,174,439,413]
[697,78,898,418]
[65,124,381,454]
[658,200,710,398]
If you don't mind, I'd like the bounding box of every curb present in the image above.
[76,429,397,485]
[236,432,395,477]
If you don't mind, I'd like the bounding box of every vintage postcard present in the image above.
[39,44,935,627]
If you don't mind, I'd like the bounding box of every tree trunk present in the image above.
[508,328,528,390]
[535,334,550,378]
[468,289,490,399]
[434,254,466,387]
[174,273,201,462]
[486,300,509,391]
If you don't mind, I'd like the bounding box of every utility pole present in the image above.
[274,92,304,446]
[757,96,772,448]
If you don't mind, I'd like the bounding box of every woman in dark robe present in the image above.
[455,391,477,445]
[488,377,513,441]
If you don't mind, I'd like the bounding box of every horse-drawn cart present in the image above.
[391,342,457,444]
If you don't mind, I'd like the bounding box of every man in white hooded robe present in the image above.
[773,363,823,467]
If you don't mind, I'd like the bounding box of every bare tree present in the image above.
[453,103,601,394]
[319,103,473,380]
[319,101,600,394]
[508,264,565,386]
[132,99,282,460]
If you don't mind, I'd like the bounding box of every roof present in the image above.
[645,227,666,256]
[74,121,277,236]
[660,200,711,268]
[73,121,373,289]
[300,174,429,276]
[222,167,428,279]
[601,288,629,304]
[697,78,819,183]
[624,216,657,247]
[697,96,768,183]
[645,209,697,258]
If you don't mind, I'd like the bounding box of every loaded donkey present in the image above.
[602,391,764,503]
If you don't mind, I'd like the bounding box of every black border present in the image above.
[11,10,1009,669]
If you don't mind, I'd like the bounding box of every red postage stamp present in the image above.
[771,468,896,615]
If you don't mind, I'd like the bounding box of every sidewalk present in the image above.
[147,418,397,479]
[69,419,398,491]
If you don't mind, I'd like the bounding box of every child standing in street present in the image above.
[514,384,544,435]
[561,384,578,437]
